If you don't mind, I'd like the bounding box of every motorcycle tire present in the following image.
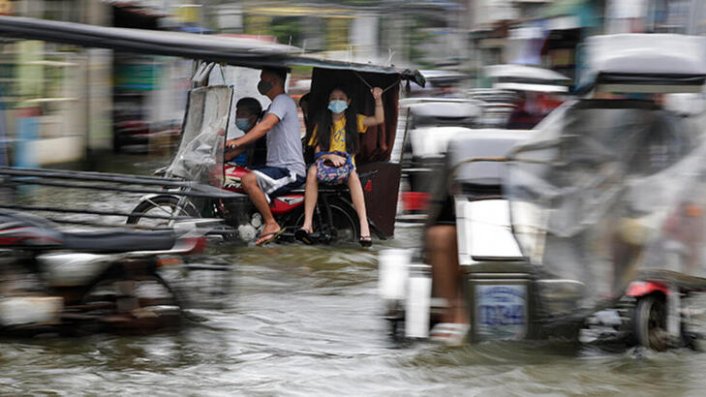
[79,272,183,334]
[292,200,359,244]
[634,294,670,351]
[126,195,200,227]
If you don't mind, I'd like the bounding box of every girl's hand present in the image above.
[326,154,346,167]
[371,87,383,100]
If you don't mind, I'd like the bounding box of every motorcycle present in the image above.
[122,85,363,244]
[0,16,425,245]
[125,65,418,244]
[0,209,210,336]
[379,33,706,351]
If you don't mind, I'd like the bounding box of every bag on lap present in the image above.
[315,151,354,185]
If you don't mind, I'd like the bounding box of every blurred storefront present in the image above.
[538,0,602,85]
[0,0,111,165]
[469,0,602,88]
[111,2,191,154]
[0,0,196,164]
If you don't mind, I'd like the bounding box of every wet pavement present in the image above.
[2,154,706,396]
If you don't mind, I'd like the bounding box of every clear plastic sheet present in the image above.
[166,86,233,186]
[506,98,706,311]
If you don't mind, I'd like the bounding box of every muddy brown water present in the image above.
[1,154,705,396]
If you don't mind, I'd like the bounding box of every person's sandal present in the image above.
[430,323,470,347]
[295,228,314,245]
[255,228,285,246]
[359,235,372,248]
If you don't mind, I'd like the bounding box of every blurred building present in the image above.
[0,0,198,165]
[0,0,471,165]
[224,0,467,69]
[466,0,706,88]
[0,0,113,165]
[3,0,705,165]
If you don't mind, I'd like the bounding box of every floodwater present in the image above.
[2,154,706,396]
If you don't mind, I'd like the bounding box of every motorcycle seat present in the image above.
[60,229,177,253]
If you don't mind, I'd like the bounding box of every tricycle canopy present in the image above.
[484,64,570,93]
[582,34,706,94]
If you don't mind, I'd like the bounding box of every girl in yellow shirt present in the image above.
[296,86,384,247]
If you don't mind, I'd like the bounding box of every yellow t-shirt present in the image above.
[308,114,368,152]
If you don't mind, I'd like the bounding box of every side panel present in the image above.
[358,161,401,238]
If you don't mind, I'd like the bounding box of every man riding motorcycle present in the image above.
[226,68,306,246]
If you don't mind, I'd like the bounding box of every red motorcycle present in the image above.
[126,144,362,244]
[126,84,396,245]
[122,64,414,246]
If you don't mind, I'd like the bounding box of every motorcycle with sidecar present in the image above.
[380,33,706,350]
[0,15,425,245]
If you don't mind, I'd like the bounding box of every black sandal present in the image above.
[359,236,372,248]
[295,228,314,245]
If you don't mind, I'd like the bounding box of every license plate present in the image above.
[475,284,527,340]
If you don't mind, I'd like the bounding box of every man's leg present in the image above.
[241,172,280,242]
[426,224,466,324]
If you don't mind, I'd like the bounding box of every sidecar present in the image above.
[379,33,706,348]
[506,33,706,350]
[0,16,425,243]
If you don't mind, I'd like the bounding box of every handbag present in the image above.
[315,151,354,185]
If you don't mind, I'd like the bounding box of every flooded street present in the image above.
[2,154,706,396]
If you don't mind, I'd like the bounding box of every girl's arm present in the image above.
[363,87,384,127]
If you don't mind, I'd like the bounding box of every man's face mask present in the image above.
[257,80,273,95]
[328,100,348,114]
[236,118,252,131]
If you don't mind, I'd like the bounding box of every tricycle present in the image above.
[0,15,425,244]
[379,33,706,351]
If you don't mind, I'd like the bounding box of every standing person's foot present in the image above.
[430,322,470,346]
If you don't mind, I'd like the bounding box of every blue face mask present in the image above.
[235,118,252,131]
[328,100,348,114]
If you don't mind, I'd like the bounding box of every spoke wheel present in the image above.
[80,273,182,334]
[126,195,199,228]
[634,294,670,351]
[293,202,359,244]
[327,203,359,243]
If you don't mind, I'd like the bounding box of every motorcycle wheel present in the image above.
[327,202,359,243]
[634,294,670,351]
[293,201,359,244]
[80,273,183,334]
[126,195,200,227]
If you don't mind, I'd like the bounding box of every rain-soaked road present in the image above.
[2,154,706,396]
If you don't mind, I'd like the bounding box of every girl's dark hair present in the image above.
[316,86,359,155]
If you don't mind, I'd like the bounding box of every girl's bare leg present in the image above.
[301,165,319,233]
[348,170,370,238]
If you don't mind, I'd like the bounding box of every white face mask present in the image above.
[328,100,348,114]
[235,118,252,131]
